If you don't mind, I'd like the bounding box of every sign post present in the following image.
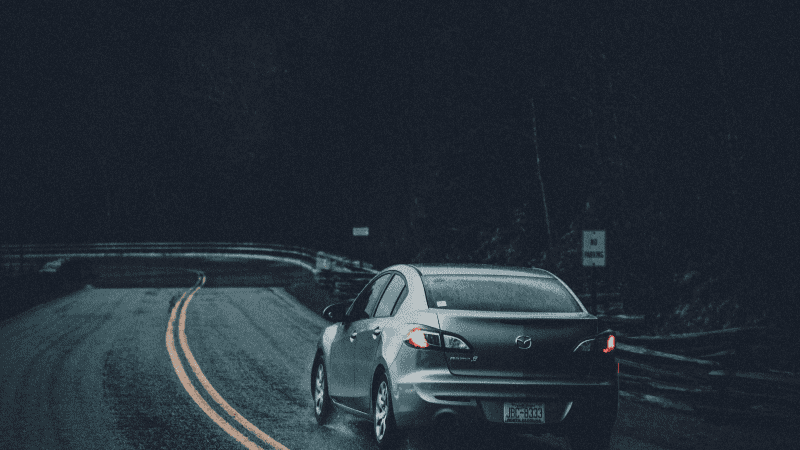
[582,230,606,314]
[352,227,369,268]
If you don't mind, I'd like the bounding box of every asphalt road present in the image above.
[0,257,792,449]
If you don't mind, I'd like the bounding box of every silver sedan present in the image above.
[311,264,618,449]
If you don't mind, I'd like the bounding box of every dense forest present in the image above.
[3,1,797,333]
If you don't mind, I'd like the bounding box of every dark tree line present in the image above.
[3,1,797,329]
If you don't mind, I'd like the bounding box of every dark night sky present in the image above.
[2,1,798,268]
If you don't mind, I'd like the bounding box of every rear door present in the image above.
[351,273,407,412]
[345,273,392,410]
[328,274,390,406]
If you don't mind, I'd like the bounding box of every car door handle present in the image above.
[372,327,381,338]
[350,331,358,341]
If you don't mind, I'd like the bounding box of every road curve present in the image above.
[0,257,685,450]
[0,260,372,450]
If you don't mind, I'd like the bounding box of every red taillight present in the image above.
[404,327,443,349]
[603,335,615,353]
[406,327,429,349]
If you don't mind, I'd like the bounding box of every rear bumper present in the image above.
[391,369,617,432]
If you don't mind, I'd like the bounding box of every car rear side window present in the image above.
[364,274,392,317]
[421,275,581,313]
[390,286,408,316]
[374,274,405,318]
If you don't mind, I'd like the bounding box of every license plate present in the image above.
[503,402,545,424]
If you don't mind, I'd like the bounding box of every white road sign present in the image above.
[582,230,605,267]
[352,227,369,237]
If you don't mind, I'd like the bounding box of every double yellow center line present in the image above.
[165,272,290,450]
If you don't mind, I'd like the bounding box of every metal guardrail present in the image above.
[576,293,621,301]
[313,251,377,300]
[1,242,369,276]
[1,242,379,300]
[617,327,800,421]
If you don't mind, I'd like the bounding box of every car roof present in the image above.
[407,263,554,278]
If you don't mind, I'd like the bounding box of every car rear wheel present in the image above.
[373,375,401,448]
[312,358,333,425]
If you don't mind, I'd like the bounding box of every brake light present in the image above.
[406,328,428,348]
[403,327,472,350]
[405,327,441,349]
[603,335,615,353]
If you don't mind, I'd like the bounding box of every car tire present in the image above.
[373,374,401,448]
[312,358,333,425]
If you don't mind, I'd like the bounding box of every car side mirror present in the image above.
[322,302,350,322]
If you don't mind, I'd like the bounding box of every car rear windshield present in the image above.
[421,275,582,313]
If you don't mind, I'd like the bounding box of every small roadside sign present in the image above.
[582,230,605,267]
[352,227,369,237]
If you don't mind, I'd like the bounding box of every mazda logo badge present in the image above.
[516,335,532,350]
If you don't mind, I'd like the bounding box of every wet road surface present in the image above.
[2,257,791,449]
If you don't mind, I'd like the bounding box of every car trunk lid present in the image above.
[436,310,597,378]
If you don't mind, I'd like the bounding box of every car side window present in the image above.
[390,286,408,316]
[374,274,406,318]
[349,273,392,320]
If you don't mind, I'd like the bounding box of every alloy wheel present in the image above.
[312,359,332,424]
[374,380,389,441]
[315,363,325,415]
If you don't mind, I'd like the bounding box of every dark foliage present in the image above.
[3,2,797,333]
